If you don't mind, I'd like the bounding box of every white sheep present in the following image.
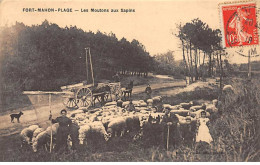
[152,96,162,102]
[32,123,59,152]
[32,128,45,143]
[78,124,91,145]
[170,109,190,116]
[68,109,85,117]
[147,99,153,104]
[107,117,127,138]
[139,102,148,107]
[105,101,117,106]
[74,113,87,121]
[189,104,206,111]
[20,125,39,145]
[169,105,181,110]
[205,103,218,114]
[78,121,109,145]
[162,104,171,109]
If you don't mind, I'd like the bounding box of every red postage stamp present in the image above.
[219,2,259,48]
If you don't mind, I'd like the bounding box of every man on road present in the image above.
[145,84,152,101]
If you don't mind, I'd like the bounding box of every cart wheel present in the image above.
[63,97,78,109]
[76,88,92,108]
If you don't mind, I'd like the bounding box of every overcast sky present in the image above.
[0,0,259,63]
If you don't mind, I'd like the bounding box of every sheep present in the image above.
[189,109,210,118]
[78,121,109,145]
[180,101,193,109]
[32,123,59,152]
[132,100,141,106]
[170,110,190,117]
[78,124,91,145]
[20,125,39,145]
[169,105,181,110]
[162,104,171,109]
[107,117,127,138]
[124,115,141,134]
[205,103,218,114]
[74,113,87,121]
[90,121,109,140]
[68,110,85,117]
[122,101,130,108]
[32,128,45,143]
[89,115,99,122]
[140,110,149,114]
[152,96,162,105]
[189,104,206,112]
[137,114,150,127]
[105,101,117,106]
[139,102,148,107]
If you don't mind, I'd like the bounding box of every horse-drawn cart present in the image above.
[61,81,122,109]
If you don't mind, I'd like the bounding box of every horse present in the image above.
[122,80,134,100]
[92,84,111,106]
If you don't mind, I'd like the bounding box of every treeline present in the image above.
[0,20,153,108]
[177,18,226,82]
[0,20,153,90]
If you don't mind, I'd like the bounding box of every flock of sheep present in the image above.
[20,94,221,152]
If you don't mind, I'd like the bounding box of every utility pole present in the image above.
[248,49,251,79]
[85,48,89,83]
[235,48,259,80]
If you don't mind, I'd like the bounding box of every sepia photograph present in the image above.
[0,0,259,162]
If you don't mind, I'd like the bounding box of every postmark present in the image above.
[219,1,259,48]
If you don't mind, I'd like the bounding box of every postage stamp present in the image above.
[219,1,259,48]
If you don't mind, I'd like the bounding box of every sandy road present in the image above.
[0,78,186,136]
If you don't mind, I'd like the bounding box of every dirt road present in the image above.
[0,77,186,136]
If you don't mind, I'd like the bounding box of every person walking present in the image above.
[145,84,152,101]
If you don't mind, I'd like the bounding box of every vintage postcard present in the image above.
[0,0,259,162]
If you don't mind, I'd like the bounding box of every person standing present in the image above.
[49,109,72,152]
[161,110,181,149]
[196,111,212,144]
[145,84,152,101]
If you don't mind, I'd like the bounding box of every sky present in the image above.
[0,0,259,64]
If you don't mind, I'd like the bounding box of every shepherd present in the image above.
[49,109,72,152]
